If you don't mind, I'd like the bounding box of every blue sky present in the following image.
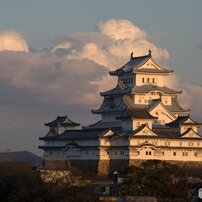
[0,1,202,155]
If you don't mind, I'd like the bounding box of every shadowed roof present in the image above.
[166,115,201,128]
[45,115,80,127]
[39,128,108,140]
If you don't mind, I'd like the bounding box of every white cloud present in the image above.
[0,52,107,106]
[0,31,28,52]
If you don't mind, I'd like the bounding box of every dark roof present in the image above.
[109,51,172,76]
[148,98,189,114]
[101,83,181,97]
[39,128,108,141]
[117,107,157,120]
[100,81,132,96]
[44,129,58,137]
[132,85,182,95]
[92,96,126,114]
[45,115,80,127]
[115,95,156,120]
[83,120,122,130]
[152,128,180,138]
[166,115,201,128]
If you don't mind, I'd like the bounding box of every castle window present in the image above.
[147,78,150,83]
[142,78,144,83]
[114,151,117,155]
[139,99,142,103]
[146,151,148,155]
[194,152,197,157]
[146,151,151,155]
[152,78,155,83]
[197,142,200,147]
[182,152,188,156]
[120,151,124,155]
[188,142,194,147]
[173,152,176,156]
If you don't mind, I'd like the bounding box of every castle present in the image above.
[39,50,202,175]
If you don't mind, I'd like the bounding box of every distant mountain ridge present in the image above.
[0,151,42,166]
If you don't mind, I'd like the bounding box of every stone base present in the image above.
[41,158,202,176]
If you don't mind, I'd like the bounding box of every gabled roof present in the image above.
[132,84,182,95]
[117,107,157,120]
[99,129,114,138]
[116,95,157,120]
[148,99,176,120]
[92,96,126,114]
[45,115,80,127]
[117,98,155,120]
[129,124,158,138]
[166,115,201,128]
[109,50,172,76]
[181,128,202,138]
[44,129,58,137]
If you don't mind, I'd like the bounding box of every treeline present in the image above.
[125,160,202,201]
[0,162,98,202]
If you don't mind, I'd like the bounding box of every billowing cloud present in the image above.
[0,31,28,52]
[0,52,107,106]
[61,19,170,70]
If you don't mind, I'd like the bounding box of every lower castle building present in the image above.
[39,51,202,175]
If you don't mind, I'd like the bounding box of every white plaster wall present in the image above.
[129,147,202,161]
[136,74,166,87]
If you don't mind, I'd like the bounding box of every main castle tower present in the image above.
[39,51,202,174]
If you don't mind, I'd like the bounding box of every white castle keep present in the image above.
[39,50,202,174]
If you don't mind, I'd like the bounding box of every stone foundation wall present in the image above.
[109,159,129,174]
[43,158,70,170]
[70,159,99,173]
[42,158,202,176]
[98,160,110,176]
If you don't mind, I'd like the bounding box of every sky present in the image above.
[0,0,202,155]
